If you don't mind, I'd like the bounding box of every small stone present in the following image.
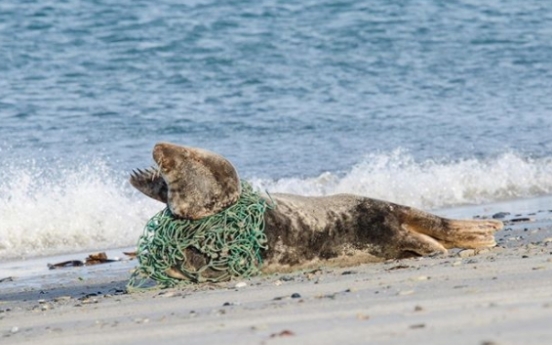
[235,282,247,288]
[11,326,19,334]
[398,290,415,296]
[53,296,72,302]
[291,293,301,299]
[511,217,532,223]
[270,330,295,338]
[341,270,357,275]
[458,249,476,258]
[251,324,268,331]
[81,298,98,305]
[492,212,510,219]
[409,323,425,329]
[356,313,370,320]
[414,305,424,312]
[222,301,240,307]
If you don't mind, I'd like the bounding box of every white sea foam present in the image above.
[2,151,552,259]
[0,159,160,260]
[251,150,552,210]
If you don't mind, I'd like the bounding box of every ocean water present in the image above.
[1,0,552,259]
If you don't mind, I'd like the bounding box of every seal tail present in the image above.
[129,167,168,203]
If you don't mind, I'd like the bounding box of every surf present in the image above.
[1,150,551,259]
[252,150,552,210]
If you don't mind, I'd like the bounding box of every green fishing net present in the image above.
[127,181,271,289]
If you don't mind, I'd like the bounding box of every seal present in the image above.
[131,142,503,275]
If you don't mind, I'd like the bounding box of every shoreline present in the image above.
[2,196,552,344]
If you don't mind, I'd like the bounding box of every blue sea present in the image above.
[1,0,552,259]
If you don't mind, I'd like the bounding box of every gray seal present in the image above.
[131,142,502,273]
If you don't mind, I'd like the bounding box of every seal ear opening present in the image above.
[152,142,241,220]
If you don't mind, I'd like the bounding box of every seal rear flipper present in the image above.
[398,206,502,249]
[129,167,168,203]
[399,224,448,257]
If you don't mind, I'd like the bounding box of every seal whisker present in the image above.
[152,165,161,180]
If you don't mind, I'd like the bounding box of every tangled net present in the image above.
[127,181,271,289]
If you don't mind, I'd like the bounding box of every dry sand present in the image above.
[2,197,552,345]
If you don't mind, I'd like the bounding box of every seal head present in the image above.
[130,142,241,220]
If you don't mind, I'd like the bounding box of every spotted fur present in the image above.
[130,142,503,274]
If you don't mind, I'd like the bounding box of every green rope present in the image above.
[127,181,271,289]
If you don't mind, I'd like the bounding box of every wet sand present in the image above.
[2,197,552,345]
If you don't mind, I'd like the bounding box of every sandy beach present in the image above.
[2,197,552,345]
[3,1,552,344]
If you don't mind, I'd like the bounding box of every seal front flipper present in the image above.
[129,167,168,203]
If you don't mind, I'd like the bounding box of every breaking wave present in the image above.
[0,158,159,260]
[252,150,552,210]
[2,150,551,259]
